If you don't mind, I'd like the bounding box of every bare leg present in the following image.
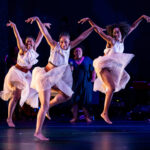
[7,89,20,127]
[45,92,71,120]
[49,93,70,108]
[34,89,50,141]
[100,69,115,124]
[45,110,51,120]
[70,104,78,123]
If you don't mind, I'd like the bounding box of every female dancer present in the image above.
[26,16,95,140]
[0,20,50,127]
[69,46,96,123]
[79,15,150,124]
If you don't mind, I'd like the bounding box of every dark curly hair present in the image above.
[59,32,70,41]
[106,22,130,39]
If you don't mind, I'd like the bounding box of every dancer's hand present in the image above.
[6,20,16,28]
[78,17,90,24]
[143,15,150,23]
[43,23,51,29]
[25,16,39,24]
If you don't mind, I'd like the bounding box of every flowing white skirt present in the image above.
[93,53,134,93]
[0,66,39,108]
[31,65,73,97]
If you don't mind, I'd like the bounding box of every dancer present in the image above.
[78,15,150,124]
[26,16,95,140]
[69,46,96,123]
[0,20,50,127]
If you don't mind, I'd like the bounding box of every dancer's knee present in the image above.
[107,86,115,93]
[41,102,49,112]
[12,90,21,102]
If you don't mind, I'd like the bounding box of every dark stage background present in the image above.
[0,0,150,121]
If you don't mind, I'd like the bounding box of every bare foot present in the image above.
[45,112,51,120]
[85,117,92,123]
[101,113,112,124]
[7,119,15,127]
[34,133,49,141]
[70,118,77,123]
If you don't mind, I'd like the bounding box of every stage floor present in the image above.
[0,121,150,150]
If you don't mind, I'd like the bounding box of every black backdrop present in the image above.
[0,0,150,80]
[0,0,150,120]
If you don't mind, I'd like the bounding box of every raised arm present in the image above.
[78,17,114,45]
[6,20,25,54]
[127,15,150,36]
[79,17,103,33]
[26,17,57,49]
[34,23,51,50]
[70,26,94,49]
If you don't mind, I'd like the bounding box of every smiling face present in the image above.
[74,47,83,59]
[59,36,70,50]
[113,27,122,41]
[25,37,35,50]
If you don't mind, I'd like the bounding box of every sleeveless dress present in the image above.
[93,41,134,93]
[31,42,73,97]
[0,49,39,108]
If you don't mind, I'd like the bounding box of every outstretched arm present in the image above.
[26,17,57,49]
[34,23,51,50]
[6,20,25,54]
[70,26,94,49]
[127,15,150,36]
[78,17,114,45]
[78,17,106,33]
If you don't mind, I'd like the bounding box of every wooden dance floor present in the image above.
[0,121,150,150]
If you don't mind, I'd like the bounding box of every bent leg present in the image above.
[49,92,71,108]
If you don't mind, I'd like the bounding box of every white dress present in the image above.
[93,41,134,93]
[31,42,73,97]
[0,49,39,108]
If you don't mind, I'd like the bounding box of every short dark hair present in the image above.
[106,22,130,39]
[74,44,85,52]
[25,36,35,43]
[59,32,70,40]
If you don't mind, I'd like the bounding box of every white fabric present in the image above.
[17,48,39,68]
[93,42,134,93]
[0,49,39,108]
[31,65,73,97]
[104,41,124,55]
[31,43,73,97]
[48,42,71,66]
